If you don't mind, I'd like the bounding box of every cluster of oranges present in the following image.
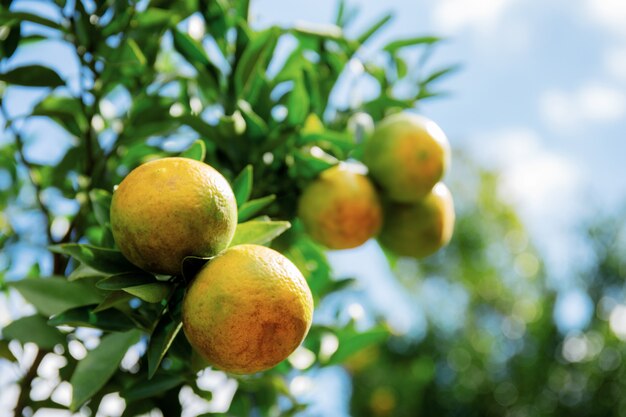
[298,112,455,258]
[107,111,453,375]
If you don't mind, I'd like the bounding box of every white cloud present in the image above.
[432,0,517,34]
[583,0,626,36]
[539,83,626,131]
[604,47,626,82]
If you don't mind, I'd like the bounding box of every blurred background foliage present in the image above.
[1,0,626,416]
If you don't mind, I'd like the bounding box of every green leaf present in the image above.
[9,277,104,317]
[291,149,337,180]
[0,340,17,362]
[237,100,269,138]
[287,77,310,126]
[70,329,141,411]
[383,36,441,54]
[421,64,462,85]
[1,21,20,59]
[357,13,393,45]
[123,373,187,401]
[49,244,140,274]
[232,165,253,207]
[92,291,134,313]
[147,288,184,378]
[48,305,138,332]
[3,314,66,349]
[90,189,112,227]
[32,95,87,137]
[0,11,64,30]
[68,263,106,281]
[134,8,173,29]
[234,27,280,99]
[172,29,211,66]
[237,195,276,222]
[97,272,157,290]
[230,220,291,247]
[0,65,64,88]
[123,283,172,303]
[327,326,388,365]
[180,140,206,161]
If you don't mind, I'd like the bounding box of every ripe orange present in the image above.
[378,183,455,258]
[363,113,450,202]
[297,164,382,250]
[182,244,314,374]
[110,157,237,275]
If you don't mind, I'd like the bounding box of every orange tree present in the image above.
[0,0,458,415]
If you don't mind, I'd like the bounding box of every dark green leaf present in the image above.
[0,11,64,30]
[92,291,134,313]
[0,65,64,88]
[234,27,280,99]
[0,340,17,362]
[123,283,172,303]
[97,272,158,290]
[1,21,20,59]
[357,13,392,45]
[90,189,112,227]
[237,195,276,222]
[48,305,138,332]
[147,300,184,378]
[232,165,253,207]
[70,329,141,411]
[291,149,337,180]
[49,244,140,274]
[230,220,291,247]
[383,36,441,53]
[9,277,104,317]
[172,29,219,85]
[180,140,206,161]
[3,314,66,349]
[123,373,187,401]
[32,95,87,136]
[237,100,269,138]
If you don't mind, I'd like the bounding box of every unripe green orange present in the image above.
[378,183,455,258]
[110,157,237,275]
[363,113,450,202]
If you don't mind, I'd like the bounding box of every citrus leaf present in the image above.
[92,291,134,313]
[287,76,310,125]
[90,189,112,227]
[9,277,104,317]
[172,28,210,66]
[230,220,291,247]
[327,326,388,365]
[291,149,337,180]
[68,263,106,281]
[123,373,187,401]
[234,27,280,99]
[0,65,64,87]
[0,340,17,362]
[383,36,441,54]
[96,272,157,290]
[70,329,141,411]
[123,283,172,303]
[180,140,206,161]
[421,64,462,86]
[237,100,268,138]
[32,95,87,136]
[232,165,253,207]
[49,244,140,274]
[0,10,64,30]
[237,195,276,222]
[48,305,138,332]
[3,314,66,349]
[147,287,184,378]
[357,13,392,45]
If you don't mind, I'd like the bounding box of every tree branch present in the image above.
[14,349,48,417]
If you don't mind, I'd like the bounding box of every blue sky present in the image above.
[2,0,626,415]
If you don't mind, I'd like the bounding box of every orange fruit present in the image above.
[363,113,450,202]
[110,157,237,275]
[378,183,455,258]
[182,244,314,374]
[297,164,382,250]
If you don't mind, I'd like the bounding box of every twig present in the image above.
[13,349,48,417]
